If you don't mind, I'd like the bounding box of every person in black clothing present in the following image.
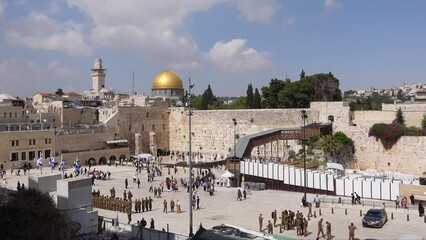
[419,201,425,217]
[351,193,355,205]
[150,218,155,229]
[141,218,147,228]
[125,178,128,189]
[410,194,415,205]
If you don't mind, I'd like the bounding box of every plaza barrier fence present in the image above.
[240,160,401,201]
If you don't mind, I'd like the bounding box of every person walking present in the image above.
[163,199,168,213]
[419,201,425,217]
[137,178,140,188]
[125,178,128,189]
[317,218,325,239]
[196,196,200,209]
[326,221,332,240]
[348,222,357,240]
[150,218,155,229]
[267,220,273,234]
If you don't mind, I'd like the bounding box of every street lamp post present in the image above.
[232,118,238,187]
[187,78,195,237]
[301,110,308,204]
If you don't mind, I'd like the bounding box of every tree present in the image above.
[253,88,262,109]
[320,135,339,161]
[0,188,78,239]
[55,88,65,96]
[397,89,404,101]
[395,108,405,125]
[246,84,254,109]
[261,78,286,108]
[300,69,305,80]
[200,85,217,110]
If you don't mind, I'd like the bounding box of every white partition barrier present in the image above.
[382,180,391,200]
[278,165,284,181]
[306,171,312,188]
[268,164,274,179]
[262,163,268,178]
[391,181,400,200]
[294,168,305,186]
[253,162,259,177]
[353,178,363,196]
[289,167,295,185]
[273,164,279,180]
[313,172,320,189]
[371,180,382,199]
[362,179,372,198]
[335,178,344,196]
[284,165,290,184]
[249,161,255,176]
[345,178,353,196]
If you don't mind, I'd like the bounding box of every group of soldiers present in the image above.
[92,192,132,214]
[162,199,176,213]
[259,209,357,240]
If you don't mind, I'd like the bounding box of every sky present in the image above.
[1,0,426,98]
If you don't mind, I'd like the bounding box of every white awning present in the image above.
[106,139,128,144]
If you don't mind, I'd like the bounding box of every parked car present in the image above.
[362,208,388,228]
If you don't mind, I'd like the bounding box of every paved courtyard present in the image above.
[3,161,426,239]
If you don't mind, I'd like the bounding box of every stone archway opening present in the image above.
[99,156,107,165]
[88,158,96,166]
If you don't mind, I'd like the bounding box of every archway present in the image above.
[109,155,117,165]
[88,158,96,166]
[9,124,20,131]
[98,156,107,165]
[119,154,126,161]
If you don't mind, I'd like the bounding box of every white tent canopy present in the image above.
[221,170,235,178]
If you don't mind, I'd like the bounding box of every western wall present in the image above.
[168,101,426,176]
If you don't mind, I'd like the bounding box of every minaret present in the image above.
[91,58,106,92]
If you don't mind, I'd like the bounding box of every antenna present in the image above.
[132,71,135,96]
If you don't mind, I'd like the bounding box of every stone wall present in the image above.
[166,101,426,176]
[168,108,319,159]
[115,103,170,155]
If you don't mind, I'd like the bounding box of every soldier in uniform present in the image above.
[272,210,277,226]
[145,197,149,211]
[295,214,302,236]
[236,189,242,201]
[163,199,168,213]
[326,221,332,240]
[127,206,132,224]
[141,198,145,212]
[267,220,273,234]
[303,218,308,237]
[170,199,175,212]
[127,190,133,202]
[149,196,153,211]
[110,187,115,198]
[258,214,263,231]
[317,218,325,239]
[348,223,356,240]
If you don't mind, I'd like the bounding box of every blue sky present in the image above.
[1,0,426,98]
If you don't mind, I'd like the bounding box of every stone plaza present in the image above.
[3,160,426,239]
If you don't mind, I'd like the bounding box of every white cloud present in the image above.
[324,0,343,9]
[206,39,273,74]
[282,17,296,28]
[65,0,225,70]
[235,0,278,23]
[4,11,91,56]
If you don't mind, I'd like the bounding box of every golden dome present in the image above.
[152,69,183,89]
